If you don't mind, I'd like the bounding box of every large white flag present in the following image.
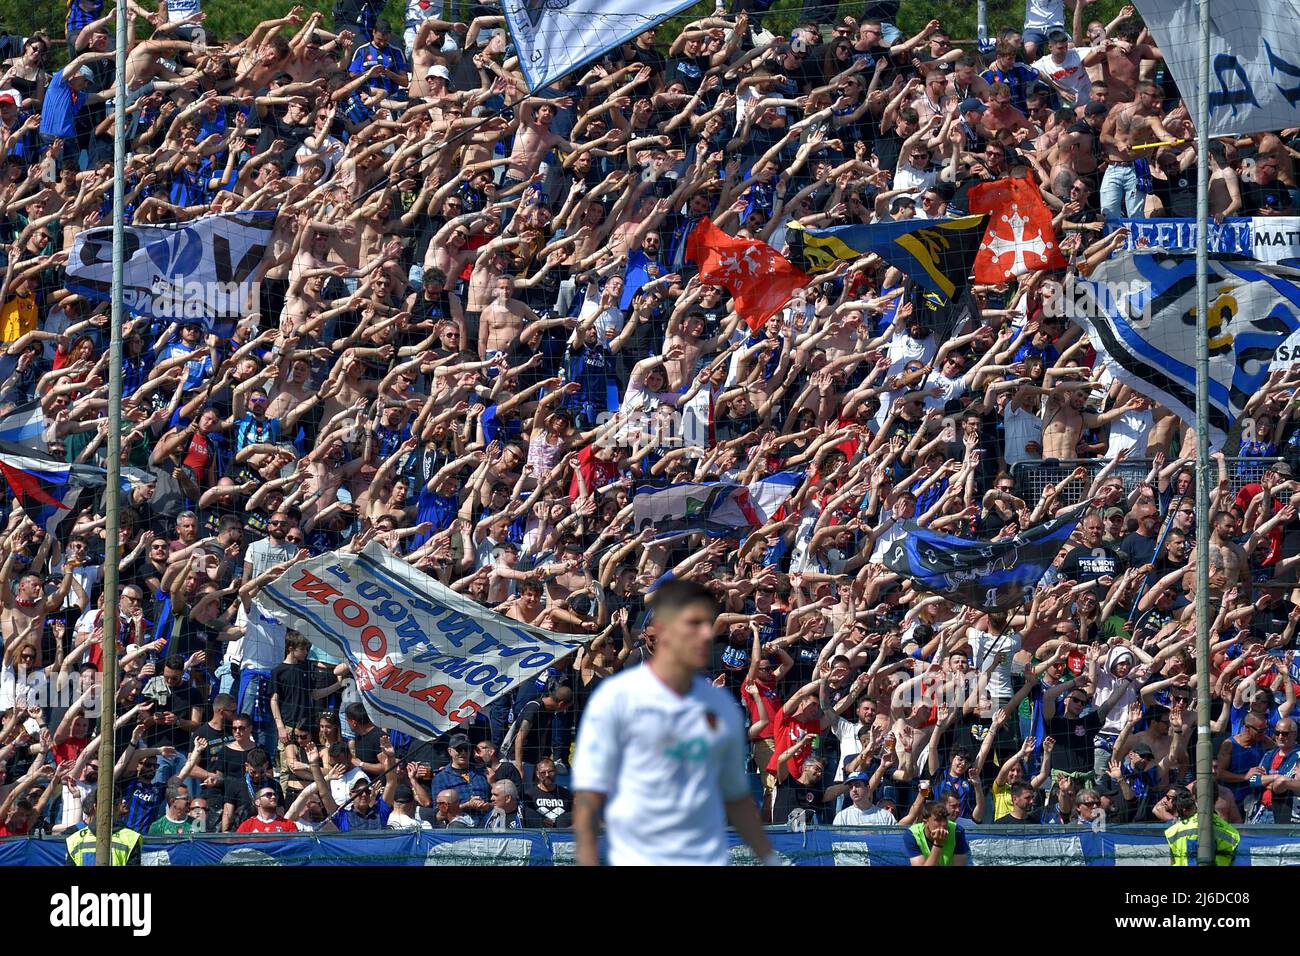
[1134,0,1300,137]
[503,0,697,92]
[255,543,595,739]
[66,210,275,337]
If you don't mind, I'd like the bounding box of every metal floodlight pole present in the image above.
[1193,0,1215,866]
[977,0,988,45]
[96,0,129,866]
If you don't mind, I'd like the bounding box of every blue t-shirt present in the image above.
[39,68,84,140]
[333,797,392,831]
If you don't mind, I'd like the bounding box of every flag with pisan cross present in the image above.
[968,177,1068,283]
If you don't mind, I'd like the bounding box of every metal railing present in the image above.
[1010,457,1288,509]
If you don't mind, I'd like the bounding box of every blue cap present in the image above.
[846,771,871,785]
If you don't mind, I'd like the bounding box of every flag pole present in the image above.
[95,0,129,865]
[1193,0,1215,865]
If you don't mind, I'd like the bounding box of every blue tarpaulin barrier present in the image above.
[4,826,1299,865]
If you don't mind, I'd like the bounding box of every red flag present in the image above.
[0,461,67,509]
[686,218,810,331]
[967,178,1067,283]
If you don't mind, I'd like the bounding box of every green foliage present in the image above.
[0,0,1147,63]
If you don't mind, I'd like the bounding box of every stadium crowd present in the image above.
[2,0,1300,845]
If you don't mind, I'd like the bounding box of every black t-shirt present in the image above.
[190,721,235,776]
[1152,166,1196,218]
[1118,531,1158,568]
[271,660,313,730]
[143,680,202,749]
[1059,544,1128,582]
[504,699,559,764]
[1044,710,1103,773]
[627,44,666,78]
[1244,179,1295,216]
[352,726,383,768]
[522,783,573,827]
[772,777,829,825]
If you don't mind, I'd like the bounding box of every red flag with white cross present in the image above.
[686,217,810,332]
[967,177,1067,283]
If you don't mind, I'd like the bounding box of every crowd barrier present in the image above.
[4,826,1300,866]
[1010,457,1285,508]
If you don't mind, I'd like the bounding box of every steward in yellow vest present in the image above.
[64,788,142,866]
[1164,788,1240,866]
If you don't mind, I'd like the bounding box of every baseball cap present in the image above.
[959,97,986,114]
[1269,461,1294,477]
[845,771,871,785]
[429,65,451,82]
[1130,742,1155,758]
[0,94,14,107]
[349,774,372,791]
[392,783,414,803]
[77,65,94,82]
[1084,101,1108,116]
[1103,506,1126,519]
[447,732,471,749]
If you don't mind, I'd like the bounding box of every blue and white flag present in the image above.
[748,471,801,523]
[0,401,47,451]
[255,543,595,739]
[1105,217,1300,263]
[883,513,1082,611]
[634,481,763,541]
[1134,0,1300,137]
[1067,254,1300,449]
[503,0,697,92]
[65,211,275,338]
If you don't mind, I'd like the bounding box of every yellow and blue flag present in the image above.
[787,215,987,302]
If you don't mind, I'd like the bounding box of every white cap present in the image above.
[429,65,451,82]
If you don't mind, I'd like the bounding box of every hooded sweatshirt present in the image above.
[1094,647,1139,735]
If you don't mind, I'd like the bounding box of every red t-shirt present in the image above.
[741,678,782,741]
[54,736,91,766]
[236,816,298,834]
[568,444,619,500]
[766,706,821,779]
[1236,483,1283,565]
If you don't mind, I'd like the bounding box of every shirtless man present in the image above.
[266,355,317,421]
[1099,80,1182,220]
[465,240,525,342]
[981,82,1034,139]
[1,549,75,668]
[663,308,738,392]
[1095,20,1162,104]
[505,97,575,186]
[478,275,542,360]
[1206,510,1250,596]
[1207,142,1243,220]
[1040,380,1145,460]
[1051,101,1106,200]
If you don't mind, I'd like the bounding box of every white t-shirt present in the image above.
[1024,0,1065,30]
[0,661,47,712]
[922,369,967,411]
[572,665,749,866]
[387,809,433,830]
[1003,400,1043,468]
[892,163,938,199]
[964,627,1023,701]
[834,803,896,826]
[1032,50,1094,104]
[234,603,286,671]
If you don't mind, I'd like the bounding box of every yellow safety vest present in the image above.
[1164,813,1240,867]
[909,821,958,865]
[66,825,142,866]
